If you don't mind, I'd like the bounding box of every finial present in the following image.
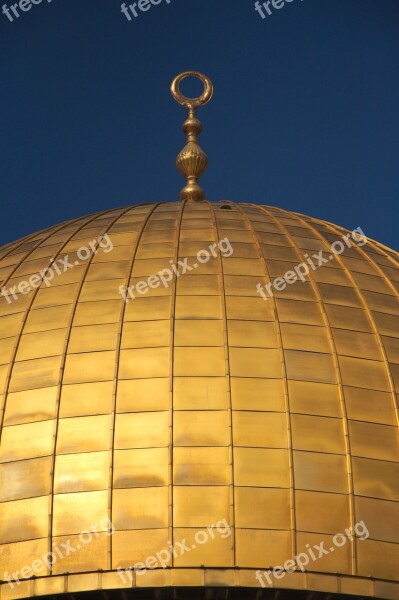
[171,71,213,202]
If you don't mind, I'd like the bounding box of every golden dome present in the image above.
[0,201,398,600]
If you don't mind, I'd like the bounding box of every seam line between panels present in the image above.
[244,204,297,559]
[208,200,236,568]
[169,200,186,568]
[110,202,161,571]
[282,209,360,576]
[49,205,134,573]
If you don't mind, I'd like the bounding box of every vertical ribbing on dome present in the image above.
[240,204,297,561]
[207,200,236,566]
[271,207,358,576]
[51,206,133,571]
[111,202,162,571]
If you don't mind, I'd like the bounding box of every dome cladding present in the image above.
[0,201,398,600]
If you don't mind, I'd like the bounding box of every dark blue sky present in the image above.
[1,0,398,249]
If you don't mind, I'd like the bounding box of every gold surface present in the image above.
[0,202,399,600]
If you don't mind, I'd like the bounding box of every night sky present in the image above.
[1,0,398,249]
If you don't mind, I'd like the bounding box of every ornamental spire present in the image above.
[171,71,213,202]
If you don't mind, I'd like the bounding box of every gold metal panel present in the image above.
[232,411,287,447]
[285,350,337,384]
[294,451,348,493]
[373,310,399,337]
[68,323,119,353]
[0,495,49,543]
[231,377,285,411]
[276,299,325,326]
[177,274,220,295]
[224,275,265,297]
[355,496,399,543]
[117,378,170,412]
[175,295,222,319]
[173,527,233,567]
[60,381,114,417]
[174,319,224,346]
[0,336,16,365]
[173,486,230,526]
[296,490,350,534]
[121,320,170,348]
[344,385,396,425]
[339,356,390,390]
[235,487,290,529]
[56,415,111,453]
[16,329,67,361]
[226,296,274,320]
[325,304,373,332]
[236,529,292,568]
[80,279,125,301]
[113,447,169,488]
[135,242,175,259]
[174,347,226,376]
[91,244,132,261]
[63,351,116,384]
[291,414,345,453]
[349,420,399,461]
[353,456,399,501]
[112,529,170,569]
[173,447,229,485]
[124,296,172,321]
[0,456,51,501]
[297,532,351,573]
[0,420,54,462]
[228,320,278,348]
[234,448,290,487]
[229,348,281,378]
[51,533,108,573]
[357,539,399,581]
[115,411,169,448]
[0,538,49,577]
[174,411,229,446]
[333,328,383,360]
[131,258,175,277]
[34,283,79,308]
[113,486,169,529]
[281,323,331,353]
[288,380,341,417]
[24,305,72,333]
[54,451,109,493]
[382,335,399,363]
[119,347,170,379]
[222,257,264,276]
[4,386,58,425]
[9,355,62,392]
[363,290,399,315]
[53,490,108,536]
[73,300,121,326]
[173,377,228,409]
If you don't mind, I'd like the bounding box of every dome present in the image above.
[0,200,398,600]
